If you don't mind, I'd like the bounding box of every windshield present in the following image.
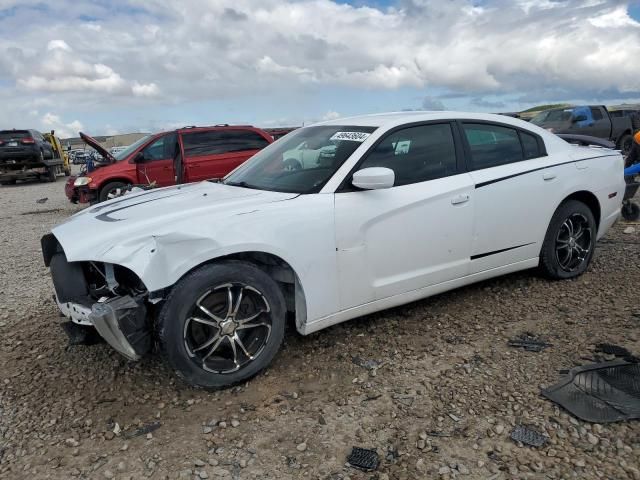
[531,109,574,125]
[113,135,152,161]
[222,125,377,193]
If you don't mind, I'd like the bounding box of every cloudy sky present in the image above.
[0,0,639,137]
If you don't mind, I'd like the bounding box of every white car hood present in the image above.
[53,181,298,263]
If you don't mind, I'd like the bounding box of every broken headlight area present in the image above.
[45,240,154,361]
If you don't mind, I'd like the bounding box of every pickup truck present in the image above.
[530,105,635,155]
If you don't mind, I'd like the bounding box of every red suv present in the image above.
[66,125,274,203]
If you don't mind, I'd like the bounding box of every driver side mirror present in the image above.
[133,151,145,163]
[572,114,588,123]
[352,167,395,190]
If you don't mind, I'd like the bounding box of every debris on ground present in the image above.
[351,355,382,370]
[346,447,380,472]
[508,332,552,352]
[35,197,48,204]
[595,343,632,358]
[542,360,640,423]
[510,425,548,447]
[123,421,162,439]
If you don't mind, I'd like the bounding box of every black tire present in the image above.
[157,261,286,389]
[539,200,597,279]
[283,158,302,171]
[46,164,57,182]
[622,201,640,222]
[1,180,16,186]
[98,181,128,202]
[618,134,633,156]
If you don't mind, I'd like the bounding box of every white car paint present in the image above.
[50,111,625,336]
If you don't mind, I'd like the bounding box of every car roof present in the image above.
[315,111,530,129]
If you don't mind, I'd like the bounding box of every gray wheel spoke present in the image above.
[237,310,267,325]
[236,321,271,333]
[234,334,253,360]
[202,335,225,361]
[229,336,239,369]
[193,332,221,353]
[189,316,219,328]
[197,302,225,323]
[565,218,575,236]
[231,287,244,318]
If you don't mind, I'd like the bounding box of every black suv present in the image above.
[0,129,54,162]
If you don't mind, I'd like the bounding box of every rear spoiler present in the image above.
[557,134,615,149]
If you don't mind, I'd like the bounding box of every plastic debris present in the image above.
[510,425,548,447]
[542,360,640,423]
[347,447,379,472]
[508,332,552,352]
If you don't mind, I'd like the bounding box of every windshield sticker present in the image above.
[330,131,371,142]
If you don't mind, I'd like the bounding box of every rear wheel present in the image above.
[98,181,129,202]
[46,163,57,183]
[158,261,286,389]
[622,201,640,222]
[539,200,596,279]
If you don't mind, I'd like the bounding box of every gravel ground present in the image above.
[1,170,639,480]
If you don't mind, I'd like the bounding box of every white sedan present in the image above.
[42,112,625,388]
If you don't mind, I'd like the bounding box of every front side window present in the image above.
[114,135,152,161]
[463,123,523,170]
[223,125,376,193]
[142,137,166,161]
[359,123,458,186]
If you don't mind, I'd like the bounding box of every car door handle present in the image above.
[543,173,556,181]
[451,194,470,205]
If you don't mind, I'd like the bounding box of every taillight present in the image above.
[21,138,35,144]
[0,140,4,145]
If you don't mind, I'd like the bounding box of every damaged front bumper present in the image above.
[44,233,153,361]
[59,295,150,361]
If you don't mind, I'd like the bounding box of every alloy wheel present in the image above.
[555,213,592,273]
[183,283,272,374]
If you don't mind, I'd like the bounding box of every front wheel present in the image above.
[98,181,129,202]
[539,200,596,279]
[157,261,286,389]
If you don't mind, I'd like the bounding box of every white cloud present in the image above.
[46,39,71,51]
[41,112,83,138]
[132,82,160,97]
[322,111,341,121]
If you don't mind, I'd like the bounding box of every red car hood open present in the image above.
[79,132,116,163]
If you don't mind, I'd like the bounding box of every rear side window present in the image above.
[359,123,458,186]
[519,131,542,159]
[463,123,524,170]
[182,130,270,157]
